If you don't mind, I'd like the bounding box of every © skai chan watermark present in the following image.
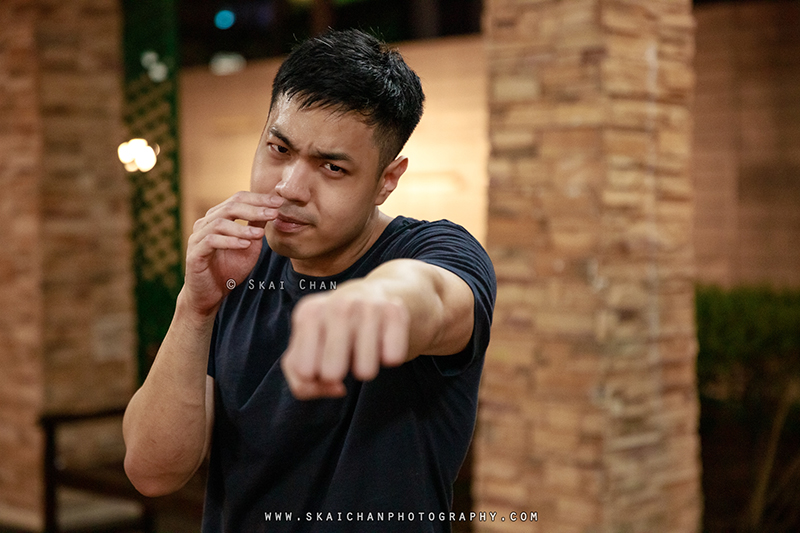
[225,279,338,291]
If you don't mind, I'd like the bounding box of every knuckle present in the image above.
[210,217,227,231]
[324,302,344,323]
[333,296,357,317]
[285,351,316,381]
[231,191,252,208]
[280,354,303,381]
[388,300,408,321]
[294,385,315,400]
[322,358,346,380]
[199,232,217,247]
[318,366,336,382]
[294,296,323,322]
[286,379,305,399]
[364,300,382,318]
[354,360,378,381]
[221,201,236,216]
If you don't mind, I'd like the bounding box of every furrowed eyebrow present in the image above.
[311,149,353,164]
[268,125,354,165]
[268,126,295,151]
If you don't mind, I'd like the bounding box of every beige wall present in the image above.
[693,0,800,288]
[179,35,488,245]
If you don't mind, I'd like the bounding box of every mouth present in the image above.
[272,213,311,233]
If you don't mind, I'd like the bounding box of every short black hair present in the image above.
[270,29,425,171]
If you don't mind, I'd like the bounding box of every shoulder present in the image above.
[381,216,486,253]
[378,215,496,304]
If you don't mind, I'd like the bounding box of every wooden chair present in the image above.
[39,408,206,533]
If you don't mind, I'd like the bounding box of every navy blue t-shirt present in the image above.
[203,216,496,532]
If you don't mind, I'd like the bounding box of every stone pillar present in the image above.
[0,0,135,529]
[475,1,701,532]
[0,1,46,527]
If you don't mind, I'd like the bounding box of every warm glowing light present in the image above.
[127,138,147,151]
[118,138,158,172]
[148,62,168,82]
[140,50,169,83]
[117,142,135,164]
[209,52,246,76]
[140,50,158,68]
[135,145,157,172]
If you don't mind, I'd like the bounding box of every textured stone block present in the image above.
[493,75,541,103]
[540,61,602,99]
[479,3,700,525]
[487,337,536,368]
[531,425,579,456]
[491,128,538,152]
[479,411,530,457]
[540,128,603,158]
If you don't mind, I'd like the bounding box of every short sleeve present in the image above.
[394,220,496,376]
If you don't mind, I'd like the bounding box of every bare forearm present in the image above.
[123,291,215,496]
[282,258,475,399]
[123,192,280,491]
[361,259,474,358]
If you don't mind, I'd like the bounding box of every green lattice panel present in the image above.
[122,0,183,382]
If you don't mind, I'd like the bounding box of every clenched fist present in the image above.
[280,279,411,399]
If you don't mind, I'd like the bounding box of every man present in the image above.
[123,29,495,532]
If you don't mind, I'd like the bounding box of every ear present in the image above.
[375,156,408,205]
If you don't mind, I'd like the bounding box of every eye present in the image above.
[324,162,345,174]
[269,143,289,155]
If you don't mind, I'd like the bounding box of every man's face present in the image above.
[251,95,401,276]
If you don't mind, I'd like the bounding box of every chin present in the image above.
[265,234,295,258]
[265,231,313,259]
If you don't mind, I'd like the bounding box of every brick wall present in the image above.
[0,1,46,528]
[476,1,701,531]
[693,0,800,287]
[0,0,134,528]
[37,0,135,413]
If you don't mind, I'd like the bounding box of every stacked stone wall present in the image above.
[476,1,701,531]
[0,1,134,528]
[0,2,46,528]
[37,0,135,415]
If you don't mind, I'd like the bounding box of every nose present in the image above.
[274,160,312,204]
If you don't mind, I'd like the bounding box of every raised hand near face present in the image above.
[183,192,284,316]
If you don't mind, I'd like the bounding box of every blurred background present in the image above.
[1,0,799,532]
